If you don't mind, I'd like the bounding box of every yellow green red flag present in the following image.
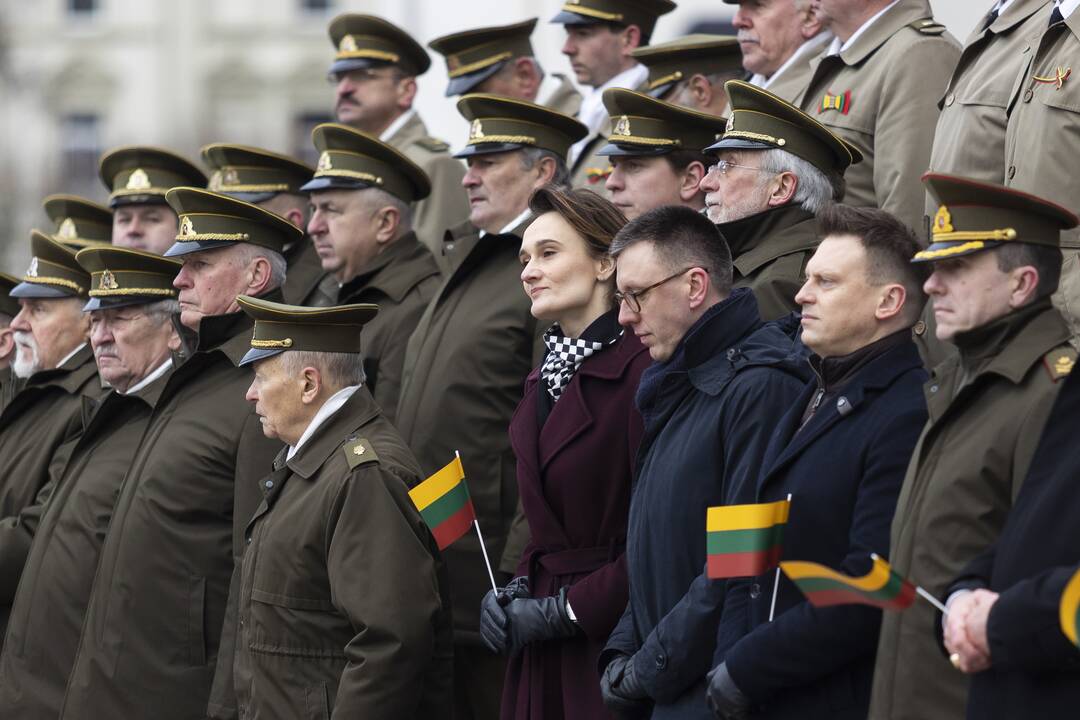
[1060,566,1080,647]
[781,554,916,611]
[706,499,790,579]
[409,455,475,551]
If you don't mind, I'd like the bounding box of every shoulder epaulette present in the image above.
[343,436,380,469]
[416,137,450,153]
[1043,345,1077,382]
[910,19,947,35]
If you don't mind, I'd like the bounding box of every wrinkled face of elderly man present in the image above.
[10,297,90,378]
[89,302,176,393]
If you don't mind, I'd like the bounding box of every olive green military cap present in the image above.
[75,246,181,312]
[598,88,728,157]
[201,144,314,204]
[429,18,539,97]
[42,194,112,249]
[455,93,588,160]
[631,34,744,99]
[163,187,304,258]
[99,146,208,209]
[912,173,1079,263]
[550,0,677,37]
[327,13,430,77]
[706,80,862,175]
[0,271,21,317]
[300,123,431,203]
[10,231,91,299]
[236,294,379,366]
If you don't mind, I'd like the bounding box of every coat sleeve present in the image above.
[986,564,1080,671]
[330,466,445,719]
[0,469,58,604]
[722,401,923,701]
[600,601,640,668]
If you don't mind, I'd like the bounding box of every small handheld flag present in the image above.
[409,455,476,551]
[781,554,916,610]
[706,498,790,579]
[1060,566,1080,647]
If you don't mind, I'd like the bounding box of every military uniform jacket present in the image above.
[385,111,469,259]
[542,73,584,117]
[721,205,821,322]
[283,239,333,307]
[0,369,170,719]
[337,231,441,423]
[570,75,650,189]
[800,0,960,233]
[396,218,542,643]
[60,306,283,720]
[769,37,830,105]
[233,388,452,720]
[868,301,1074,720]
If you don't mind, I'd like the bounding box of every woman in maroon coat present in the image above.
[479,186,651,719]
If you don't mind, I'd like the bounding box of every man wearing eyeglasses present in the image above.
[326,13,469,260]
[599,205,809,719]
[699,80,861,321]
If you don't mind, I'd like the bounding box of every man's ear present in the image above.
[766,172,799,208]
[514,57,542,98]
[301,366,322,404]
[876,283,907,321]
[395,76,418,110]
[679,161,707,202]
[374,205,402,244]
[800,1,824,39]
[620,24,643,55]
[1008,265,1041,308]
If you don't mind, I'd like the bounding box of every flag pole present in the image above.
[916,586,948,615]
[768,494,793,622]
[456,451,499,594]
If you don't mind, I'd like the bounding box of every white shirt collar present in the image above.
[751,31,834,89]
[1057,0,1080,20]
[287,385,360,461]
[827,0,901,55]
[569,63,648,166]
[536,73,564,108]
[121,358,172,395]
[379,108,416,142]
[57,341,88,369]
[478,208,532,239]
[993,0,1016,14]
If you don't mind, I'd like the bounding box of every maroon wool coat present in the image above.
[502,329,651,720]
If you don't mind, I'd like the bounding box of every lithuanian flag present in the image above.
[781,554,916,610]
[1059,566,1080,647]
[409,456,476,551]
[706,499,790,579]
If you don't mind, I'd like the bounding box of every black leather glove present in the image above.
[479,577,532,654]
[707,663,751,720]
[504,586,581,656]
[600,653,651,719]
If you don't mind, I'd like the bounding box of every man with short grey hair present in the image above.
[699,80,861,320]
[727,0,832,102]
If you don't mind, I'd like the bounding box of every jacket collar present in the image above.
[980,0,1046,38]
[338,231,439,304]
[838,0,935,65]
[195,287,286,366]
[23,342,98,394]
[808,327,912,393]
[684,287,763,372]
[719,205,819,276]
[286,386,381,480]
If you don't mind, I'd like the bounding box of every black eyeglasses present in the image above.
[614,267,706,313]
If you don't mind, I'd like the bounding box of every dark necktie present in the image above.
[1050,5,1065,27]
[983,6,999,31]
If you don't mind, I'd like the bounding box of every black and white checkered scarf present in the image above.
[540,312,623,402]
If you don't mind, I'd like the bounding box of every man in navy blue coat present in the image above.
[707,205,930,720]
[598,205,809,719]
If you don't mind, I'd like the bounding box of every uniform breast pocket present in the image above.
[248,584,346,660]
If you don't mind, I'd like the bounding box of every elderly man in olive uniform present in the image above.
[551,0,676,188]
[726,0,831,102]
[600,88,727,219]
[99,145,207,254]
[303,123,441,421]
[201,143,331,307]
[799,0,959,233]
[699,80,860,320]
[631,35,745,115]
[225,295,452,719]
[327,13,468,258]
[41,194,112,250]
[59,189,288,720]
[397,96,586,720]
[429,18,581,116]
[868,174,1078,720]
[0,247,180,719]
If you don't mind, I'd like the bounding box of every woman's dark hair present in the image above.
[528,185,628,259]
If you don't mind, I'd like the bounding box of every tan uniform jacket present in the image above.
[385,112,470,259]
[570,76,650,189]
[283,239,333,307]
[233,388,452,720]
[800,0,960,234]
[396,219,542,644]
[0,371,169,719]
[337,231,442,423]
[771,37,831,104]
[61,305,283,720]
[543,72,584,117]
[868,301,1075,720]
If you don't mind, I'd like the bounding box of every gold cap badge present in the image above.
[317,152,334,172]
[126,168,152,191]
[933,205,954,234]
[340,34,358,53]
[179,216,196,237]
[614,115,632,137]
[469,119,485,141]
[26,257,39,278]
[58,217,78,239]
[99,269,119,291]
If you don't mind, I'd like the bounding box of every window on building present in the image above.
[294,111,333,166]
[61,113,102,197]
[68,0,97,15]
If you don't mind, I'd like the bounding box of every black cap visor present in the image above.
[239,346,286,367]
[445,61,507,97]
[299,176,379,194]
[9,281,77,299]
[453,141,529,159]
[597,142,670,157]
[704,137,773,155]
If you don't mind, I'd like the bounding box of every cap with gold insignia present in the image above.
[706,80,862,175]
[631,34,744,99]
[550,0,676,38]
[327,13,431,78]
[163,187,304,258]
[912,173,1079,264]
[598,88,729,157]
[201,144,314,204]
[0,271,21,317]
[235,294,379,366]
[10,232,91,299]
[42,194,113,250]
[300,123,431,202]
[99,146,208,209]
[454,94,588,160]
[429,18,539,97]
[75,246,181,312]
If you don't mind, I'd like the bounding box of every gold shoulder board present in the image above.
[1043,346,1077,382]
[910,19,947,35]
[343,437,380,469]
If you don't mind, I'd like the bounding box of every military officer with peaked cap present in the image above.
[869,174,1077,720]
[99,145,208,254]
[60,188,288,720]
[397,95,586,720]
[301,123,441,422]
[429,18,582,116]
[600,87,727,220]
[41,194,112,250]
[222,295,453,719]
[0,247,181,718]
[201,142,331,307]
[631,34,745,116]
[326,13,469,259]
